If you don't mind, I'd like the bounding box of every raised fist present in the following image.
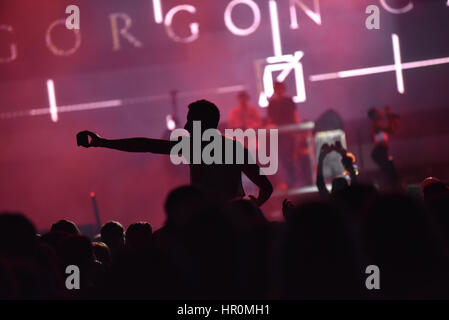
[76,131,102,148]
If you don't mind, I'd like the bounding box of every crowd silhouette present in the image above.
[1,100,449,300]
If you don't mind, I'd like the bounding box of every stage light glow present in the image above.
[164,5,199,43]
[392,34,405,94]
[224,0,261,36]
[166,114,176,131]
[289,0,322,29]
[152,0,164,24]
[47,79,58,123]
[269,0,282,57]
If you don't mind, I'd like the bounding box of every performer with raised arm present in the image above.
[77,100,273,206]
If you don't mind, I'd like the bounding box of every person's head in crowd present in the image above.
[0,212,37,257]
[60,234,95,267]
[237,91,250,108]
[184,100,220,134]
[125,222,153,252]
[164,185,206,229]
[92,241,111,267]
[40,231,70,256]
[50,219,80,235]
[420,177,449,203]
[368,107,382,121]
[273,81,286,98]
[100,221,125,254]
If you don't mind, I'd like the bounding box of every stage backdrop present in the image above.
[1,0,449,231]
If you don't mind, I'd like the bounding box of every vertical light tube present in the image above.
[47,79,58,122]
[269,0,282,57]
[153,0,163,23]
[392,34,405,94]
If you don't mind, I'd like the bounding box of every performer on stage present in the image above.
[228,91,263,196]
[266,82,301,188]
[368,105,400,188]
[228,91,262,130]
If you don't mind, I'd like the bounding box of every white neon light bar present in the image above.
[152,0,163,23]
[392,34,405,94]
[58,100,123,112]
[1,85,244,120]
[47,79,58,122]
[269,0,283,57]
[310,57,449,82]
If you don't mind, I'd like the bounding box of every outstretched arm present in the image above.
[77,131,176,154]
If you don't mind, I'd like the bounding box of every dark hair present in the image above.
[125,222,153,250]
[187,100,220,129]
[100,221,124,245]
[60,235,94,266]
[51,219,80,235]
[237,91,249,99]
[367,108,377,120]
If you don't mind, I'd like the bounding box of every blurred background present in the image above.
[0,0,448,232]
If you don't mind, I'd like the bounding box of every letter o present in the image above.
[46,19,81,56]
[224,0,261,36]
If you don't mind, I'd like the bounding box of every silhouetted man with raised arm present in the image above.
[77,100,273,206]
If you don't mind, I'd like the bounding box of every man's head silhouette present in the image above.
[184,100,220,134]
[237,91,250,107]
[368,107,382,121]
